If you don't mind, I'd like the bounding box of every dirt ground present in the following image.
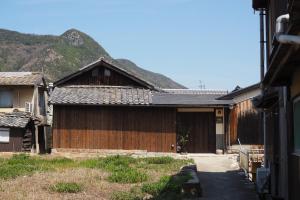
[190,154,259,200]
[0,168,132,200]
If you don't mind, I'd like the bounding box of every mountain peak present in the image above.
[0,28,185,88]
[61,28,87,46]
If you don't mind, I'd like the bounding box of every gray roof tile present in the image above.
[152,89,232,105]
[0,112,31,128]
[0,72,44,86]
[50,86,152,105]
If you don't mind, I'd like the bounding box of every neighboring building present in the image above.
[0,72,49,153]
[218,83,263,150]
[50,57,231,153]
[252,1,300,199]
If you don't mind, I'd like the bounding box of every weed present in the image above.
[50,182,83,193]
[110,191,142,200]
[108,168,148,183]
[141,176,170,196]
[144,157,174,165]
[141,173,192,199]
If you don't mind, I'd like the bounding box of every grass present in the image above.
[0,154,76,179]
[0,154,194,199]
[50,182,83,193]
[141,173,192,200]
[108,168,148,183]
[110,191,142,200]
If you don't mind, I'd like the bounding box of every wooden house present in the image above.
[0,72,49,153]
[252,0,300,199]
[50,57,232,153]
[218,84,263,150]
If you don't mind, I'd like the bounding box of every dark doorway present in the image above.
[177,112,216,153]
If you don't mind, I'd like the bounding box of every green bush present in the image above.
[50,182,83,193]
[108,168,148,183]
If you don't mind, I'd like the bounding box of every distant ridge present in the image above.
[0,28,186,89]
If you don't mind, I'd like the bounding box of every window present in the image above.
[293,97,300,153]
[0,128,9,143]
[104,69,111,77]
[39,90,46,115]
[0,90,13,108]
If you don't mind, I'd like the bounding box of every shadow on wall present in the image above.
[237,111,263,145]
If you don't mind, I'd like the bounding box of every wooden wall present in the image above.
[53,106,177,152]
[62,66,143,87]
[0,128,24,152]
[229,99,263,145]
[177,112,216,153]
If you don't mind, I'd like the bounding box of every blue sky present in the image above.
[0,0,260,90]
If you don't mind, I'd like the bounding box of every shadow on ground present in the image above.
[198,169,258,200]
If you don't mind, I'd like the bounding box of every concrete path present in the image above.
[188,154,259,200]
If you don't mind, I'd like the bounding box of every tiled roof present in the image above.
[0,112,31,128]
[162,89,228,95]
[0,72,44,86]
[152,89,232,106]
[50,86,152,105]
[50,86,232,106]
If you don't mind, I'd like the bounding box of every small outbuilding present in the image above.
[50,58,231,153]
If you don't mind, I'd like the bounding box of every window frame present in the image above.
[0,89,13,108]
[0,128,10,143]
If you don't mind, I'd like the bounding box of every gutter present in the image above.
[276,14,300,44]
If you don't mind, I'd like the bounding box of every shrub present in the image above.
[108,168,148,183]
[50,182,83,193]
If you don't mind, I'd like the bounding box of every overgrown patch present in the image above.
[108,168,148,183]
[110,191,142,200]
[0,154,194,199]
[141,173,192,200]
[144,156,174,165]
[50,182,83,193]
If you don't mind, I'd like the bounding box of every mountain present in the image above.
[0,28,186,89]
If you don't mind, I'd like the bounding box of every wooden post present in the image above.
[35,125,39,154]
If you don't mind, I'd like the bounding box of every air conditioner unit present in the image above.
[25,102,32,113]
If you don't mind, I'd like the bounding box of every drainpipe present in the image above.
[276,14,300,44]
[259,9,267,166]
[260,10,265,82]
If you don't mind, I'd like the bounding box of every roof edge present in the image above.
[53,57,159,91]
[217,83,261,100]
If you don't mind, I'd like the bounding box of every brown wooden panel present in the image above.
[52,106,176,152]
[229,99,263,145]
[61,65,144,87]
[0,128,24,152]
[177,112,216,153]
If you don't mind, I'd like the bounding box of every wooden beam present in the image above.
[35,125,39,154]
[177,108,214,113]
